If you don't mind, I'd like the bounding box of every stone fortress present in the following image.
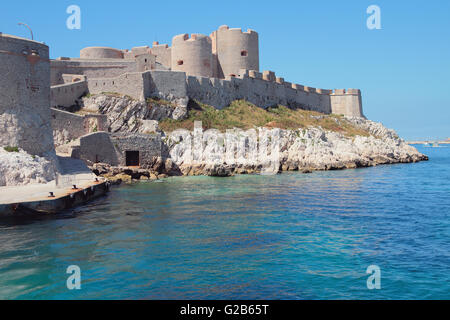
[0,25,430,214]
[49,25,364,118]
[0,25,366,184]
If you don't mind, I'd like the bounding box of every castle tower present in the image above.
[211,25,259,79]
[80,46,124,59]
[151,42,172,70]
[171,34,213,77]
[0,33,55,156]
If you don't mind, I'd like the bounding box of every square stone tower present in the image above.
[0,33,55,156]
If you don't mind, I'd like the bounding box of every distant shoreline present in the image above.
[407,140,450,145]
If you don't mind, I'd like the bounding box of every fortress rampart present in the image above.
[0,33,55,156]
[186,71,331,112]
[51,80,88,108]
[86,70,187,101]
[51,54,154,86]
[82,69,362,117]
[46,25,364,118]
[87,72,148,100]
[51,58,138,85]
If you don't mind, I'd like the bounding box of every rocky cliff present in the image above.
[79,94,188,133]
[82,96,427,181]
[164,120,427,177]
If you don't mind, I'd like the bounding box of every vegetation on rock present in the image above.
[160,100,370,137]
[3,146,19,153]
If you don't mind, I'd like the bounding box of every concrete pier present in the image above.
[0,179,110,217]
[0,157,110,217]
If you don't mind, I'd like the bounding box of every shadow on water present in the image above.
[0,194,112,227]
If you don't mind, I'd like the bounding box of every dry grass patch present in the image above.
[159,100,370,137]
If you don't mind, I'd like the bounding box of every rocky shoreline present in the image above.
[0,93,429,187]
[89,117,428,184]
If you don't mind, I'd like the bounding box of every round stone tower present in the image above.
[80,46,124,59]
[171,34,213,77]
[211,25,259,79]
[0,33,55,156]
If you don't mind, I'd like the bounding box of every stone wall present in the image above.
[146,70,188,100]
[75,132,119,165]
[82,69,363,117]
[51,58,139,85]
[87,72,147,100]
[85,70,187,102]
[186,71,332,112]
[151,42,172,69]
[72,132,162,167]
[50,80,88,108]
[62,74,86,83]
[51,108,108,146]
[110,133,162,167]
[0,33,55,156]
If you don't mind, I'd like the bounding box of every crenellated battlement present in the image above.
[172,33,211,44]
[216,25,258,35]
[331,88,362,95]
[276,77,284,84]
[152,41,169,49]
[263,71,276,82]
[248,70,262,79]
[234,68,336,96]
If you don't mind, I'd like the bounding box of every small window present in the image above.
[144,59,148,63]
[241,50,248,57]
[177,60,184,66]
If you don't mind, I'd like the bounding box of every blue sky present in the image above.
[1,0,449,140]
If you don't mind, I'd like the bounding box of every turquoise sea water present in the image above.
[0,145,449,300]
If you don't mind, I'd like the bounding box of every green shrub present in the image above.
[4,146,19,153]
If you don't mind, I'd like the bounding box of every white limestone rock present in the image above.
[164,118,427,176]
[0,148,57,186]
[80,94,188,133]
